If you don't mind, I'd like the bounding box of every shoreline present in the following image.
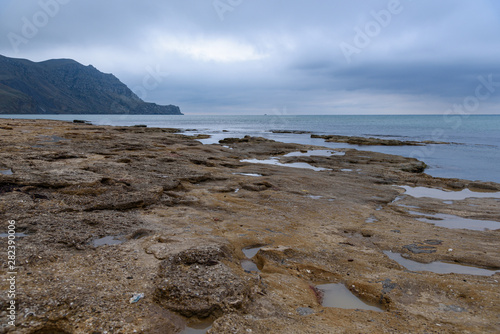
[0,119,499,333]
[2,114,499,184]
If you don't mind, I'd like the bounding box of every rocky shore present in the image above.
[0,119,499,333]
[310,134,450,146]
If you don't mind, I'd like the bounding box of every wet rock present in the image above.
[311,134,448,146]
[447,181,466,190]
[190,134,211,140]
[73,119,91,124]
[468,182,499,191]
[271,130,312,134]
[403,243,437,254]
[400,162,427,173]
[219,136,275,144]
[154,245,254,318]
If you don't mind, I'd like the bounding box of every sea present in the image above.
[2,114,499,184]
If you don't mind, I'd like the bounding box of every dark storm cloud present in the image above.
[1,0,499,114]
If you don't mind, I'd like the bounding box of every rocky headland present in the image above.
[0,55,182,115]
[0,119,499,333]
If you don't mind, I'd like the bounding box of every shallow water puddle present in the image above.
[241,158,329,172]
[384,251,500,276]
[400,186,500,200]
[92,236,125,247]
[365,216,378,223]
[242,246,263,258]
[0,233,28,238]
[316,283,383,312]
[390,196,404,204]
[233,173,263,177]
[0,169,13,175]
[397,203,420,209]
[241,246,263,273]
[38,135,68,143]
[410,211,500,231]
[181,322,213,334]
[307,195,323,200]
[241,260,260,272]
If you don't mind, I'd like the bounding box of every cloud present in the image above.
[150,34,270,63]
[0,0,499,114]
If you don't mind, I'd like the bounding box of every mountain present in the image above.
[0,55,182,115]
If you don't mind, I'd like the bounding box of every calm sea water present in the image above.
[2,114,499,183]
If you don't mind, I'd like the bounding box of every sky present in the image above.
[1,0,500,115]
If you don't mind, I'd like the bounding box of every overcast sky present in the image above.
[1,0,500,115]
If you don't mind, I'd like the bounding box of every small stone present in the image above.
[297,307,315,316]
[424,239,443,245]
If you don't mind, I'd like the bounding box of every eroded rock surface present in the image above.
[0,119,498,334]
[155,244,255,318]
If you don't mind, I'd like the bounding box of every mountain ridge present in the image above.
[0,55,182,115]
